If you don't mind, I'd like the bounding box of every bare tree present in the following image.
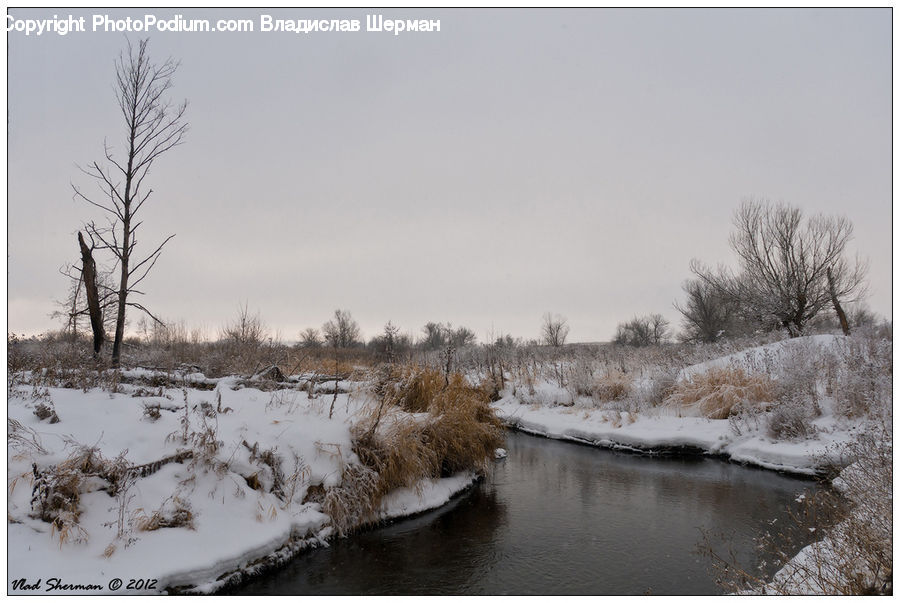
[613,314,668,346]
[72,38,188,365]
[379,321,400,363]
[694,200,868,337]
[674,278,742,343]
[367,321,409,364]
[298,328,323,348]
[220,302,266,347]
[322,309,360,348]
[441,323,456,385]
[614,318,650,347]
[421,321,445,351]
[648,313,670,344]
[541,312,570,347]
[450,325,477,348]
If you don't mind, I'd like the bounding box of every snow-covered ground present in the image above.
[7,374,475,595]
[7,334,890,595]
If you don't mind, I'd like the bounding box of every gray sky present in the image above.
[7,8,892,343]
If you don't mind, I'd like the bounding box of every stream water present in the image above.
[233,430,818,595]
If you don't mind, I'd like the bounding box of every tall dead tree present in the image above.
[77,232,105,356]
[72,38,188,365]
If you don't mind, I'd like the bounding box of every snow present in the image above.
[678,334,841,380]
[7,377,475,595]
[377,473,476,521]
[494,398,851,475]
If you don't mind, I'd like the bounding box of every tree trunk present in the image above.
[828,267,851,336]
[111,222,129,366]
[77,232,104,357]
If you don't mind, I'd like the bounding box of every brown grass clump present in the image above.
[422,374,504,475]
[389,367,447,413]
[364,369,503,481]
[330,367,503,535]
[322,463,380,537]
[593,372,632,402]
[354,411,439,494]
[666,367,775,419]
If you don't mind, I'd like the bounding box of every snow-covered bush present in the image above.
[766,392,818,440]
[764,341,826,440]
[566,357,597,398]
[829,335,892,419]
[773,339,823,409]
[635,371,677,410]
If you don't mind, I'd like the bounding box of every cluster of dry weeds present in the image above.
[324,367,503,535]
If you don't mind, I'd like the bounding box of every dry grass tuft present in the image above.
[322,463,380,537]
[353,409,439,496]
[323,367,503,536]
[386,366,447,413]
[133,496,194,532]
[30,445,134,546]
[422,377,504,476]
[8,418,49,456]
[593,372,632,402]
[666,367,775,419]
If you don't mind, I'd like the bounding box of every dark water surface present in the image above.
[233,430,817,595]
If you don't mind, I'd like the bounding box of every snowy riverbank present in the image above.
[492,335,883,476]
[492,398,853,476]
[7,372,478,595]
[491,333,891,594]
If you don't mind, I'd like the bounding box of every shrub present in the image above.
[637,372,677,409]
[766,394,818,441]
[830,336,892,420]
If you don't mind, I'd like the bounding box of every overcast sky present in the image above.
[6,8,892,343]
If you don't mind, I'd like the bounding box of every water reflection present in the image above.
[233,430,817,595]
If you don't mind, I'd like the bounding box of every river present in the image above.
[232,429,818,595]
